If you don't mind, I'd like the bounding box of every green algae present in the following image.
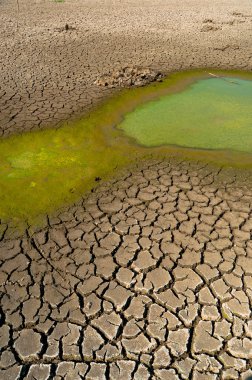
[118,76,252,152]
[1,70,252,231]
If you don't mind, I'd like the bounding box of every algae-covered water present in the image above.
[118,77,252,152]
[0,70,252,231]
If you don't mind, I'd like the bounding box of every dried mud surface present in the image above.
[0,0,252,137]
[1,1,252,379]
[1,160,252,379]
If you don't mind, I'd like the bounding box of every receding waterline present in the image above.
[1,70,252,229]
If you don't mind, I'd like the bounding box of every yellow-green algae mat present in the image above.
[1,70,252,232]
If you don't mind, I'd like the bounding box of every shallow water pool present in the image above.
[118,77,252,152]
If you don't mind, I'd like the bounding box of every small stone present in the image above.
[95,66,163,89]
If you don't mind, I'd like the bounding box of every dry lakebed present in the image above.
[1,1,252,379]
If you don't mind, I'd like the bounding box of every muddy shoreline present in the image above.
[1,70,252,237]
[1,1,252,379]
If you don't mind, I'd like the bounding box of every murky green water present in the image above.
[0,71,252,231]
[118,77,252,152]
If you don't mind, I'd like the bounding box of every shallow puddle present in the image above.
[1,70,252,230]
[118,77,252,152]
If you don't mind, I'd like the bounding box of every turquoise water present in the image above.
[118,77,252,152]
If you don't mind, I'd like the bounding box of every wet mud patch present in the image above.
[0,70,252,231]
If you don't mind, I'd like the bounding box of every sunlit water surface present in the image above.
[118,77,252,152]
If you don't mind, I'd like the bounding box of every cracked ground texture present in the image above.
[1,0,252,379]
[0,0,252,137]
[1,160,252,379]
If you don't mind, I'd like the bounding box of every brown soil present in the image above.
[1,160,252,379]
[1,1,252,379]
[0,0,252,137]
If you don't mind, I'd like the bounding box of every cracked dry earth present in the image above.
[1,160,252,379]
[1,0,252,137]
